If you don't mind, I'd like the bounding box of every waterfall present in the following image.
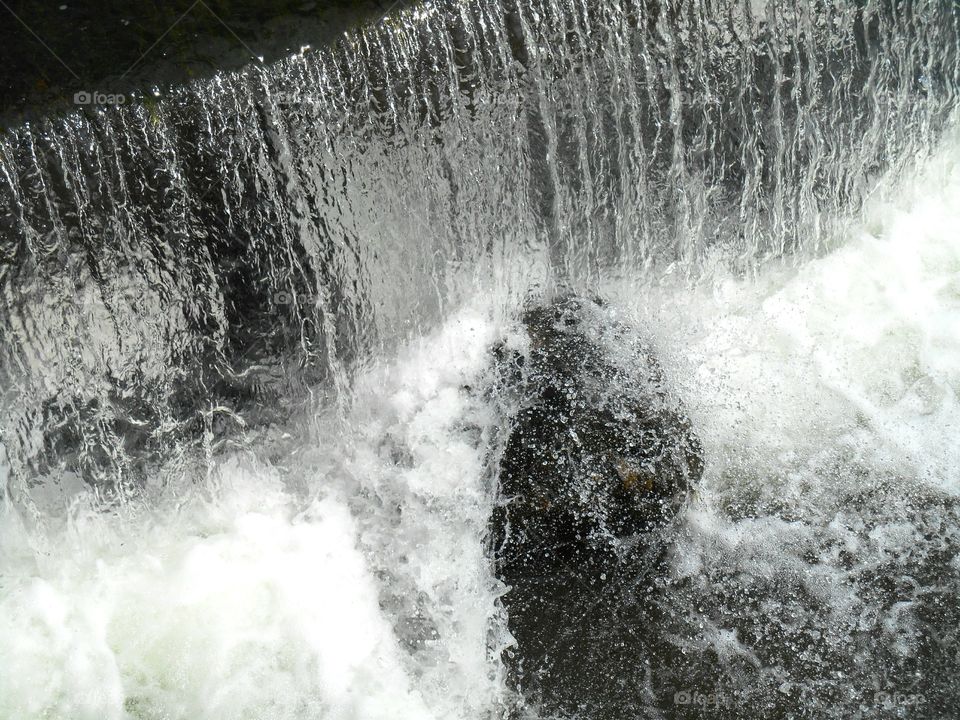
[1,1,958,718]
[2,0,955,495]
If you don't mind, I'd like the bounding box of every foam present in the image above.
[0,459,439,719]
[625,120,960,499]
[0,305,507,720]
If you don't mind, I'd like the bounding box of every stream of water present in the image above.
[1,0,958,717]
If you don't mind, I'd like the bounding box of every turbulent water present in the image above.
[1,0,959,718]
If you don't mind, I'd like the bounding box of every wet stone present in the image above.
[489,295,704,714]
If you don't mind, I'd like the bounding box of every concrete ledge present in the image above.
[0,0,417,124]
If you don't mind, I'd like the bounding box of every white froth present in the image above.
[0,460,437,720]
[0,306,505,720]
[336,306,507,715]
[628,121,960,499]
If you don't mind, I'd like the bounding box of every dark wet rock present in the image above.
[489,294,704,715]
[491,294,703,565]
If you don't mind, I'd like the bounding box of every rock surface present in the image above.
[489,295,704,713]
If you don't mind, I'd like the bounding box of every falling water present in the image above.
[1,0,958,718]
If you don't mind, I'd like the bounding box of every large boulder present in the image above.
[489,295,704,712]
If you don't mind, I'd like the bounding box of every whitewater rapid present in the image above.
[1,121,959,718]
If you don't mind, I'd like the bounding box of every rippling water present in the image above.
[1,0,958,718]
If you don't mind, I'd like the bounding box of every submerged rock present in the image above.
[489,295,704,713]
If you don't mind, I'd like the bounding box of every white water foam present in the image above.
[0,308,507,720]
[633,119,960,501]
